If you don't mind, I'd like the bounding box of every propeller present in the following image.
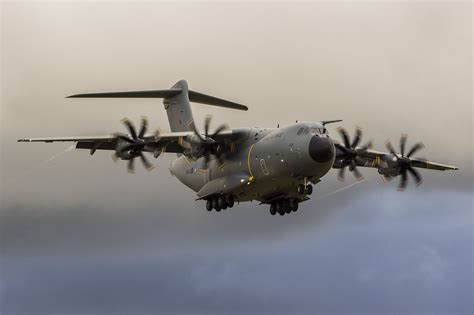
[114,117,156,173]
[385,134,424,190]
[182,116,228,169]
[335,127,373,181]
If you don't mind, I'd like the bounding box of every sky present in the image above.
[1,2,472,315]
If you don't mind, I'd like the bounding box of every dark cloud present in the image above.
[2,191,472,315]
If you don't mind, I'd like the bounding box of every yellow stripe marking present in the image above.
[247,144,254,181]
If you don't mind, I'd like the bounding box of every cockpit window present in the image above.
[297,127,304,135]
[310,127,327,134]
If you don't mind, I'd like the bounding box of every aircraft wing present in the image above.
[357,149,458,171]
[18,130,238,155]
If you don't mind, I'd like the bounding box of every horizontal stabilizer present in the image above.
[67,88,248,111]
[67,90,182,99]
[188,90,247,111]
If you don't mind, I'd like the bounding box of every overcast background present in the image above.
[1,2,472,315]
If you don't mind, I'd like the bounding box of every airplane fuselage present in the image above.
[170,122,335,203]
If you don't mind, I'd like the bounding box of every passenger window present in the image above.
[260,159,269,175]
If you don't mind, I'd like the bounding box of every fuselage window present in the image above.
[260,159,269,175]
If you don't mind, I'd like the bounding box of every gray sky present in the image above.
[1,2,472,315]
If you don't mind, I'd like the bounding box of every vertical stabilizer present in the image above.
[163,80,196,132]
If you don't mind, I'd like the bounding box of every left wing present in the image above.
[357,149,458,171]
[332,129,458,190]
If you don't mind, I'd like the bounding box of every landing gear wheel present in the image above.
[289,199,298,212]
[218,195,226,210]
[212,198,221,212]
[206,199,213,211]
[226,195,235,208]
[281,200,291,214]
[269,203,277,215]
[305,185,313,195]
[297,184,306,195]
[276,202,285,216]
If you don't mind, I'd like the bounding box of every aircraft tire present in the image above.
[305,185,313,195]
[206,199,213,211]
[218,195,226,209]
[269,203,277,215]
[212,197,219,211]
[226,195,235,208]
[289,199,298,212]
[297,184,305,195]
[276,202,285,216]
[282,200,291,214]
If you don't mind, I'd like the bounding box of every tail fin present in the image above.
[163,80,195,132]
[67,79,247,132]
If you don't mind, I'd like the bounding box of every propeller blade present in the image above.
[192,124,205,142]
[349,160,356,172]
[200,154,210,170]
[385,140,397,156]
[407,166,423,186]
[397,169,408,191]
[138,117,148,138]
[352,166,364,180]
[351,127,362,148]
[211,124,229,138]
[139,152,154,170]
[153,148,163,159]
[400,134,407,156]
[204,116,212,138]
[337,128,351,148]
[358,140,373,151]
[117,134,134,143]
[122,118,138,140]
[337,167,345,181]
[382,175,393,182]
[406,142,424,158]
[127,159,135,173]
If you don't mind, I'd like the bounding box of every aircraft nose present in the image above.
[309,135,334,163]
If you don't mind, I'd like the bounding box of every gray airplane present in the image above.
[19,80,458,215]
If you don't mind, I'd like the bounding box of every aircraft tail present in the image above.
[67,80,248,132]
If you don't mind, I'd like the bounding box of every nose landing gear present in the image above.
[297,183,313,195]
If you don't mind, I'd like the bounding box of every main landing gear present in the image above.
[269,199,299,216]
[206,194,235,212]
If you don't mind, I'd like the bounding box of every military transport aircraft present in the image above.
[18,80,458,216]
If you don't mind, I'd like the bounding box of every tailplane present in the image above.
[67,80,247,132]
